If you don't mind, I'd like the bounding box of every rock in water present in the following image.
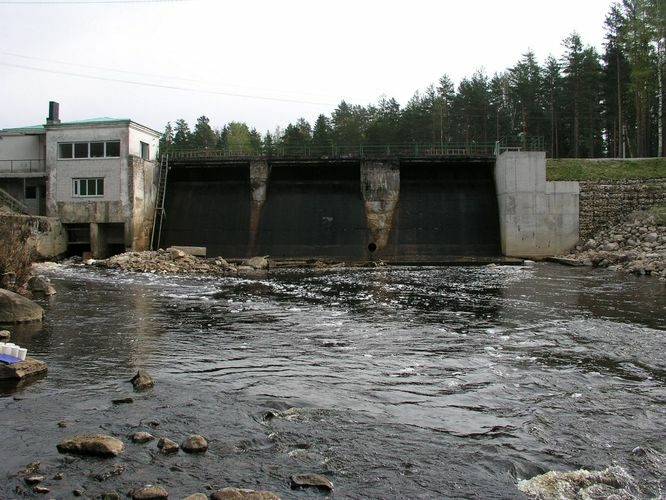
[0,288,44,323]
[56,434,124,457]
[181,434,208,453]
[131,432,155,444]
[94,463,125,482]
[157,437,179,454]
[130,370,154,391]
[517,466,632,499]
[210,488,281,500]
[27,276,56,296]
[183,495,208,500]
[130,485,169,500]
[290,473,334,491]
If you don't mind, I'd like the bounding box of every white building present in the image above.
[0,102,161,257]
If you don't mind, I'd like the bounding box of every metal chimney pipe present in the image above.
[47,101,60,124]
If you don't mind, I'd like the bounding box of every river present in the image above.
[1,263,665,498]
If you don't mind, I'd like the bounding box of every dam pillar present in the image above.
[360,160,400,254]
[494,151,579,258]
[249,160,270,255]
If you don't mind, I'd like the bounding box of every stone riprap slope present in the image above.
[578,178,666,240]
[559,209,666,280]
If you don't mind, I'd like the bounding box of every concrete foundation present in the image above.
[495,151,579,258]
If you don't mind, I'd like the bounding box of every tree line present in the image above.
[160,0,665,159]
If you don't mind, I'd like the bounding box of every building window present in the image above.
[58,141,120,159]
[59,143,73,159]
[106,141,120,157]
[140,141,150,160]
[25,186,37,199]
[74,143,89,158]
[73,178,104,197]
[90,142,105,157]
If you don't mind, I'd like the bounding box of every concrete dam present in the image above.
[158,151,580,260]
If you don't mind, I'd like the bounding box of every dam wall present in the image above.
[160,152,579,260]
[161,157,503,260]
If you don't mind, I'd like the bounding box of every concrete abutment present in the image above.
[494,151,579,258]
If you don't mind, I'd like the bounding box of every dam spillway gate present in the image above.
[159,155,502,261]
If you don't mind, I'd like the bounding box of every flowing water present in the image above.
[1,263,666,499]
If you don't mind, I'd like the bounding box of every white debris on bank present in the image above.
[518,466,636,499]
[555,209,666,281]
[93,248,268,274]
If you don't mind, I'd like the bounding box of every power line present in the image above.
[0,61,337,106]
[0,0,188,4]
[0,49,338,101]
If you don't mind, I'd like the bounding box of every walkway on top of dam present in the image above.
[165,142,514,167]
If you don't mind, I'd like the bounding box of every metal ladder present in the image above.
[150,154,169,250]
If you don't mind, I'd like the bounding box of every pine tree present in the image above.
[312,114,333,155]
[365,96,401,144]
[509,50,544,144]
[620,0,658,156]
[603,3,632,157]
[542,57,564,158]
[159,121,174,155]
[452,69,491,144]
[191,115,217,148]
[331,101,367,151]
[173,119,191,149]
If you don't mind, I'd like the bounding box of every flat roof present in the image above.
[1,117,160,136]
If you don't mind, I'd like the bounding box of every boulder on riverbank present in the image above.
[0,357,47,380]
[556,208,666,280]
[0,288,44,323]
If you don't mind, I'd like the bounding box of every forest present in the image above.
[160,0,665,159]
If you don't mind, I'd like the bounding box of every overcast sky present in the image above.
[1,0,612,135]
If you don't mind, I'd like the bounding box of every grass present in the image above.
[647,205,666,225]
[546,157,666,181]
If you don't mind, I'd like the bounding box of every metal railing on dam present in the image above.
[165,139,544,162]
